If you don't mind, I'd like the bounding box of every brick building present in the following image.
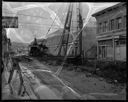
[92,2,126,61]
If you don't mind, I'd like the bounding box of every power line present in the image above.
[3,11,80,26]
[18,21,60,27]
[46,13,58,35]
[18,24,60,29]
[45,3,67,35]
[18,22,61,30]
[18,20,78,27]
[3,11,80,22]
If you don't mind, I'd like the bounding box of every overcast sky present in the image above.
[2,2,119,43]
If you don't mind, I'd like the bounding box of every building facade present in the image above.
[92,2,126,61]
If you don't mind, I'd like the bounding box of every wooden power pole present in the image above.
[58,3,83,59]
[77,3,83,57]
[57,3,73,57]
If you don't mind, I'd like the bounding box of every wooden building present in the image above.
[92,2,126,61]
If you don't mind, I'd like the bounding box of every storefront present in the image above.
[97,35,126,61]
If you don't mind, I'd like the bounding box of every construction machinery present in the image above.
[57,3,83,64]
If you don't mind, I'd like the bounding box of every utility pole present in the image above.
[78,3,83,57]
[58,3,83,59]
[74,3,83,58]
[58,3,73,57]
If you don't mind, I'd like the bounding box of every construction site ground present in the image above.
[37,59,126,100]
[2,57,126,100]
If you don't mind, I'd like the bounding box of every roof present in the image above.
[92,2,126,17]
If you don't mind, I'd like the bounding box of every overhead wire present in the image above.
[18,22,60,29]
[45,3,69,53]
[55,3,86,76]
[45,13,58,36]
[18,21,60,27]
[53,3,69,52]
[45,3,69,37]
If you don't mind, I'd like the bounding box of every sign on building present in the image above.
[2,16,18,28]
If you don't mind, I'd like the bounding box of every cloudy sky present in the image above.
[2,2,119,43]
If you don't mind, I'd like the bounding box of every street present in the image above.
[2,56,126,100]
[2,1,126,100]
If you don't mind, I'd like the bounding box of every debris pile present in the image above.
[96,61,126,83]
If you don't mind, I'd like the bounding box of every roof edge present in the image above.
[92,2,126,17]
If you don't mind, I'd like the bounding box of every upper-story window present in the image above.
[116,17,122,29]
[110,19,114,30]
[102,22,105,32]
[103,21,108,32]
[124,15,126,28]
[98,23,102,33]
[101,23,104,33]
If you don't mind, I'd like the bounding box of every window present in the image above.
[104,21,108,32]
[115,40,119,46]
[124,15,126,28]
[101,46,106,58]
[120,40,126,45]
[98,23,100,33]
[72,50,74,55]
[103,22,105,32]
[116,17,122,29]
[101,23,103,32]
[110,19,114,30]
[98,23,102,33]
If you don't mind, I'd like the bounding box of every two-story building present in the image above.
[92,2,126,61]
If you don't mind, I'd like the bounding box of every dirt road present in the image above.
[37,60,126,100]
[2,57,126,100]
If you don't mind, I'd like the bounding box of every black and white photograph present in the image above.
[2,1,126,100]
